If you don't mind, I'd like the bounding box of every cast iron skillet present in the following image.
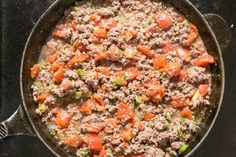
[0,0,231,156]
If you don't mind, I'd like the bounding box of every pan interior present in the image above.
[20,0,224,156]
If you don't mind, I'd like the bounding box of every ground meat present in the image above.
[31,0,215,156]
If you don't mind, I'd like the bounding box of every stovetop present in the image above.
[1,0,236,157]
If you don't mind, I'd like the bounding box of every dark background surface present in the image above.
[1,0,236,156]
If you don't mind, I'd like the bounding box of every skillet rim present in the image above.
[20,0,225,156]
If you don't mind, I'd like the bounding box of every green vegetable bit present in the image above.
[76,69,85,77]
[38,103,46,113]
[178,142,189,155]
[135,96,143,105]
[85,91,93,98]
[146,16,153,24]
[165,113,172,121]
[80,150,90,156]
[107,148,112,154]
[34,81,42,89]
[116,48,123,59]
[114,77,125,86]
[177,128,183,137]
[49,129,56,136]
[75,91,83,99]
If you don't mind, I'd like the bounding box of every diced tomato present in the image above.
[162,42,174,53]
[86,134,103,152]
[137,45,154,58]
[31,64,40,78]
[171,96,187,109]
[104,118,118,134]
[54,68,64,83]
[79,100,93,114]
[153,55,167,70]
[143,113,156,121]
[179,68,189,81]
[107,44,122,61]
[176,47,191,62]
[71,20,78,31]
[96,67,110,76]
[67,54,90,68]
[60,80,72,90]
[52,26,69,40]
[65,134,83,148]
[93,26,107,38]
[195,54,214,67]
[55,110,72,128]
[124,48,139,60]
[162,62,180,77]
[121,30,137,42]
[74,40,87,52]
[37,92,49,104]
[117,102,134,121]
[92,93,106,106]
[148,85,165,102]
[183,24,199,46]
[141,94,149,102]
[49,62,65,72]
[153,11,172,30]
[120,128,133,141]
[90,13,102,23]
[48,53,57,64]
[177,16,184,23]
[198,84,209,97]
[95,52,108,61]
[180,108,193,120]
[99,18,117,30]
[99,146,107,157]
[126,67,140,81]
[85,123,104,133]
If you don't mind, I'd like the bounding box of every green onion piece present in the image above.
[138,112,143,120]
[107,148,112,154]
[163,124,170,130]
[34,81,42,89]
[165,114,172,121]
[80,150,90,156]
[38,103,46,113]
[114,77,125,86]
[178,142,189,154]
[135,96,143,105]
[141,23,147,28]
[49,129,56,136]
[116,48,123,59]
[177,128,183,137]
[76,69,85,77]
[75,91,83,99]
[146,16,153,24]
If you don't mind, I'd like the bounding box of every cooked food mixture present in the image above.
[31,0,215,156]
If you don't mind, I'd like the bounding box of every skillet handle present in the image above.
[0,105,35,139]
[204,13,231,50]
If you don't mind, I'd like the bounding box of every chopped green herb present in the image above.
[180,117,187,122]
[114,77,125,86]
[75,91,83,99]
[39,62,48,68]
[177,128,183,137]
[183,20,190,28]
[135,96,143,105]
[38,103,46,113]
[76,69,85,77]
[165,113,172,121]
[80,150,90,156]
[178,142,189,155]
[49,129,56,136]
